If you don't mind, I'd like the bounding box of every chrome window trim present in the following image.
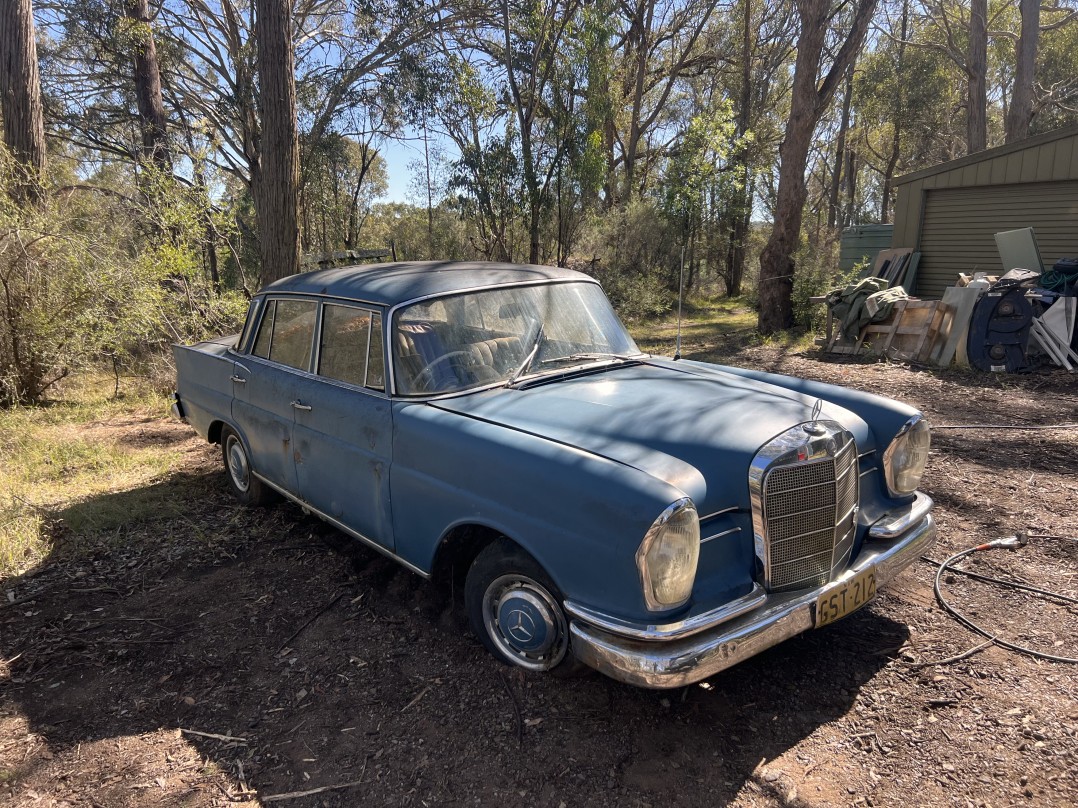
[564,583,766,642]
[251,290,386,307]
[233,352,391,400]
[237,297,262,354]
[318,301,386,392]
[363,313,374,388]
[246,296,320,372]
[250,298,277,360]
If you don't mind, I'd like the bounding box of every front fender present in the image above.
[390,401,686,620]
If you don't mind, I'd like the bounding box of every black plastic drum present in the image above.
[967,287,1034,372]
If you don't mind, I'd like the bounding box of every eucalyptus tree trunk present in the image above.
[725,0,753,297]
[757,0,877,335]
[125,0,171,172]
[254,0,301,284]
[967,0,987,153]
[827,67,853,229]
[1006,0,1039,143]
[0,0,47,203]
[880,0,908,223]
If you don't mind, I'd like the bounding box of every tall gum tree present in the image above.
[1,0,47,203]
[757,0,877,335]
[124,0,171,171]
[254,0,301,283]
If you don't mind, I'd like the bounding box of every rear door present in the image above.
[291,303,394,548]
[231,297,318,493]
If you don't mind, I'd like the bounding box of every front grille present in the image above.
[750,423,859,593]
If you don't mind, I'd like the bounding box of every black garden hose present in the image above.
[931,534,1078,664]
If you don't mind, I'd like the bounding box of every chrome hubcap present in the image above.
[483,575,567,672]
[226,436,250,493]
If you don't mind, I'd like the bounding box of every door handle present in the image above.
[230,375,247,384]
[291,400,313,411]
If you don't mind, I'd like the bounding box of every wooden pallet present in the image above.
[859,300,951,362]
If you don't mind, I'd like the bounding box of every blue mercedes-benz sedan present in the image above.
[172,261,935,688]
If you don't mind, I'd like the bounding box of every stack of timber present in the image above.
[870,248,920,290]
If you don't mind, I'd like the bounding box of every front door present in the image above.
[291,304,394,549]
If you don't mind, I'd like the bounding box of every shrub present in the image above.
[0,153,246,404]
[575,201,676,320]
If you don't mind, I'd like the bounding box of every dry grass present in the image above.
[0,373,182,578]
[630,295,818,358]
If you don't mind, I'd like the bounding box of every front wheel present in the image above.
[465,540,580,674]
[220,426,277,506]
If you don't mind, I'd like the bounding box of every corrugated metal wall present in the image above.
[916,181,1078,298]
[840,224,893,272]
[892,126,1078,297]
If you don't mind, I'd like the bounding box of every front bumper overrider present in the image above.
[569,505,937,689]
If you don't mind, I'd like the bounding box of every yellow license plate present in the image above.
[816,569,877,627]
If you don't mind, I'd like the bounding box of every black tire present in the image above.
[220,426,277,506]
[465,539,584,675]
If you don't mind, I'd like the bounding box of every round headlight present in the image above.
[636,499,700,611]
[883,416,931,496]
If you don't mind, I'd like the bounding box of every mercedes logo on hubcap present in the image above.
[506,609,535,644]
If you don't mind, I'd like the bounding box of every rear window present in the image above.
[251,299,317,371]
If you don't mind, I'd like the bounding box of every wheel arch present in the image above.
[431,523,526,591]
[207,419,226,445]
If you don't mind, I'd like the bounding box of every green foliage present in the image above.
[364,202,475,262]
[661,106,738,222]
[790,235,858,331]
[576,200,676,319]
[301,134,388,255]
[0,152,246,405]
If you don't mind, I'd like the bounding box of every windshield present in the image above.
[393,281,642,395]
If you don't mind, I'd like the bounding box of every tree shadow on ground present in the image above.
[1,467,909,807]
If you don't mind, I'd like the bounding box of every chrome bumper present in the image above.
[569,514,936,689]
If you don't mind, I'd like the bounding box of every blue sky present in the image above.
[378,128,458,204]
[380,137,420,203]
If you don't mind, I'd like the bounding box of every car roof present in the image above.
[259,261,596,308]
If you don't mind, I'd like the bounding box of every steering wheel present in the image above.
[413,351,476,392]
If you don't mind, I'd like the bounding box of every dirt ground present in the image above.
[2,336,1077,808]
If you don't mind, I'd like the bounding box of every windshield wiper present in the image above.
[539,352,638,365]
[507,323,544,386]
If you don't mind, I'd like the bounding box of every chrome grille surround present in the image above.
[749,421,859,593]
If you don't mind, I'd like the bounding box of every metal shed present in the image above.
[892,125,1078,298]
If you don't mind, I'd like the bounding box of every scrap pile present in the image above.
[818,227,1078,372]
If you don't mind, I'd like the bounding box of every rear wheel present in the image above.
[465,539,581,674]
[220,426,276,506]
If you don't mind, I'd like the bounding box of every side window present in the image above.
[268,299,317,370]
[252,300,275,359]
[237,298,262,352]
[319,304,372,387]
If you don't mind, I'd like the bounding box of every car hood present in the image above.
[430,360,873,515]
